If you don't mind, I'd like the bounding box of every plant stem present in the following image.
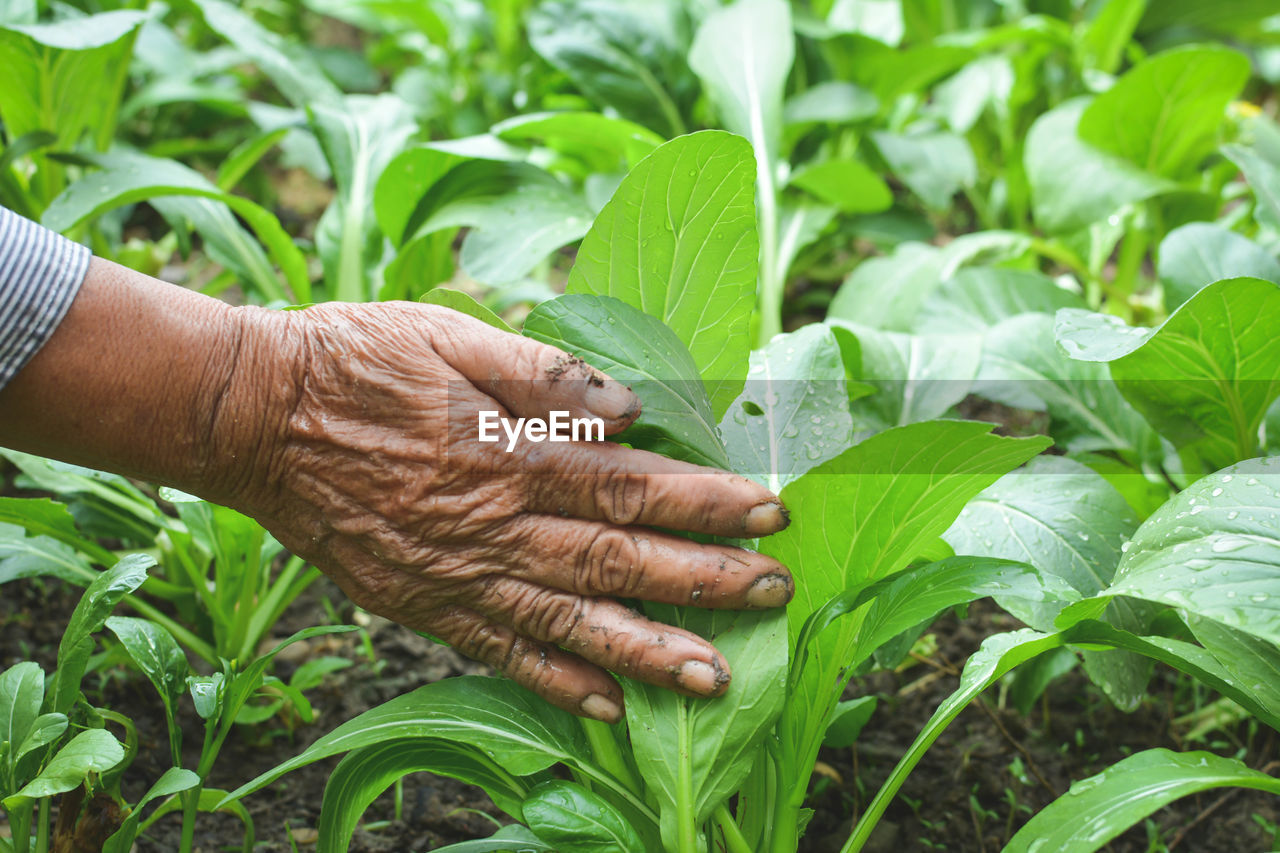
[1109,225,1148,320]
[34,800,48,853]
[10,803,32,853]
[756,165,782,345]
[581,718,643,794]
[675,701,698,853]
[714,804,754,853]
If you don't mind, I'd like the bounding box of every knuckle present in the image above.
[576,528,640,594]
[596,469,647,525]
[526,589,586,647]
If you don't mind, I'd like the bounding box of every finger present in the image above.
[425,306,640,431]
[469,577,731,698]
[500,515,793,609]
[429,605,625,722]
[521,441,790,538]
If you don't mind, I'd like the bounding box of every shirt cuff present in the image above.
[0,206,91,391]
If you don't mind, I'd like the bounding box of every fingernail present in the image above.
[585,377,639,421]
[675,659,729,695]
[744,501,789,536]
[746,572,793,608]
[581,693,623,723]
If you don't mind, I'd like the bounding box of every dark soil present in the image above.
[2,580,1276,853]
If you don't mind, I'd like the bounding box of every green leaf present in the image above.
[1004,749,1280,852]
[1078,46,1249,178]
[871,131,976,210]
[102,767,200,853]
[783,81,879,127]
[1224,142,1280,228]
[976,313,1158,457]
[0,10,145,201]
[1056,278,1280,469]
[317,740,536,853]
[1138,0,1279,33]
[566,131,758,417]
[193,0,340,108]
[1080,0,1147,74]
[105,617,189,718]
[912,267,1087,334]
[942,456,1153,709]
[828,232,1031,331]
[0,661,44,773]
[0,528,98,586]
[50,555,152,715]
[0,498,110,566]
[718,324,852,492]
[789,159,891,214]
[523,294,729,469]
[422,288,515,333]
[762,422,1052,641]
[623,608,787,851]
[12,713,66,768]
[308,94,416,301]
[689,0,792,175]
[823,696,876,748]
[1158,224,1280,310]
[221,676,592,806]
[1105,457,1280,645]
[3,729,123,807]
[430,826,554,853]
[140,787,253,847]
[831,322,981,430]
[524,780,645,853]
[527,0,693,138]
[1025,98,1175,234]
[43,150,308,303]
[491,111,662,175]
[1184,617,1280,723]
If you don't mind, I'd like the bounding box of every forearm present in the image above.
[0,256,283,500]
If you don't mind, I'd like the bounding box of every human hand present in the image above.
[206,301,792,722]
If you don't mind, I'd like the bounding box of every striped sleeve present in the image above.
[0,206,91,391]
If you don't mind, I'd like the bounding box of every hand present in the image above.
[208,301,792,723]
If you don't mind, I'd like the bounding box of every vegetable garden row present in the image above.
[1,1,1279,851]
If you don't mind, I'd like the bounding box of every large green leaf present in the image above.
[1138,0,1279,33]
[0,497,110,566]
[1004,749,1280,853]
[523,294,729,469]
[43,150,308,303]
[717,324,853,492]
[788,158,891,214]
[911,267,1086,334]
[567,131,758,417]
[832,321,981,430]
[105,617,189,725]
[527,0,693,138]
[1056,277,1280,469]
[1224,142,1280,229]
[943,456,1153,709]
[317,740,537,853]
[1157,223,1280,310]
[871,131,976,210]
[491,111,662,175]
[3,729,124,807]
[689,0,792,175]
[1184,616,1280,724]
[308,94,415,301]
[1025,98,1175,234]
[623,608,786,852]
[1105,457,1280,645]
[1078,46,1249,178]
[975,313,1158,457]
[0,10,145,204]
[49,555,152,715]
[101,767,200,853]
[0,526,98,586]
[422,288,514,334]
[523,780,645,853]
[222,676,593,805]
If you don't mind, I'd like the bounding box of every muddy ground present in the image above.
[2,575,1275,853]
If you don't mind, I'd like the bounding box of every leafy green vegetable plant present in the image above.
[219,130,1280,853]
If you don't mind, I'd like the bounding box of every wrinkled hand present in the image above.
[211,301,792,722]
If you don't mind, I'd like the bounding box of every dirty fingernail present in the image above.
[585,378,639,421]
[581,693,623,723]
[744,501,790,536]
[746,572,793,608]
[675,659,728,695]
